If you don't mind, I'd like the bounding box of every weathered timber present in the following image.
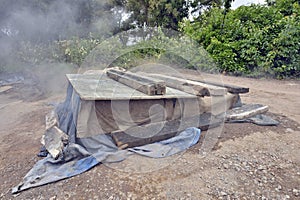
[112,113,223,149]
[206,81,249,94]
[106,69,166,95]
[66,74,196,100]
[225,104,269,121]
[175,76,249,94]
[145,73,226,96]
[41,126,69,159]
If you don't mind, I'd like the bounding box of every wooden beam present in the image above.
[106,69,166,95]
[206,81,249,94]
[175,76,249,94]
[144,73,226,96]
[226,104,269,121]
[111,113,223,149]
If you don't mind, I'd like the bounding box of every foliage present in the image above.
[182,0,300,78]
[57,36,103,67]
[0,34,103,69]
[117,0,191,31]
[79,28,215,71]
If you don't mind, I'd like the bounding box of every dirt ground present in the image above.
[0,69,299,200]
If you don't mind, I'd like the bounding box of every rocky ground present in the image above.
[0,69,299,200]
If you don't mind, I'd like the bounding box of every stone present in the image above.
[285,128,294,133]
[223,163,229,169]
[235,167,241,172]
[277,185,282,190]
[49,196,57,200]
[292,189,299,196]
[257,165,266,170]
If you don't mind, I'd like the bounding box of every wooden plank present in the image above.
[207,81,249,94]
[175,76,249,94]
[112,120,180,149]
[144,73,226,96]
[225,104,269,121]
[112,113,223,149]
[0,85,13,93]
[66,74,197,100]
[106,69,166,95]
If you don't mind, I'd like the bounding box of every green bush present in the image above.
[182,0,300,78]
[83,28,215,71]
[58,36,102,66]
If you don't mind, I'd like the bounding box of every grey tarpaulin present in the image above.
[54,84,80,143]
[130,127,200,158]
[227,114,279,126]
[12,127,201,193]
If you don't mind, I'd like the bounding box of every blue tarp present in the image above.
[12,127,201,193]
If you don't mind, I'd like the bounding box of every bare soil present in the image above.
[0,69,299,200]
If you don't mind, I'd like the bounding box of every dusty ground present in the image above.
[0,69,299,200]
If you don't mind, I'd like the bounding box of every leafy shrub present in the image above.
[83,28,216,71]
[182,0,300,78]
[58,36,102,66]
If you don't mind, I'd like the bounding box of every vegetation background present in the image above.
[0,0,299,78]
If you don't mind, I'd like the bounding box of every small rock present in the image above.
[285,128,294,133]
[108,196,114,200]
[292,189,299,196]
[262,176,268,183]
[275,185,282,192]
[256,189,261,195]
[271,177,275,181]
[220,191,228,196]
[258,165,266,170]
[12,193,20,198]
[49,196,57,200]
[235,166,241,172]
[223,163,229,169]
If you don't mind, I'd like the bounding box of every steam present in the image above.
[1,0,88,42]
[0,0,117,72]
[0,0,119,97]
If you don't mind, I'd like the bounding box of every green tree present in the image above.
[182,0,300,77]
[121,0,190,31]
